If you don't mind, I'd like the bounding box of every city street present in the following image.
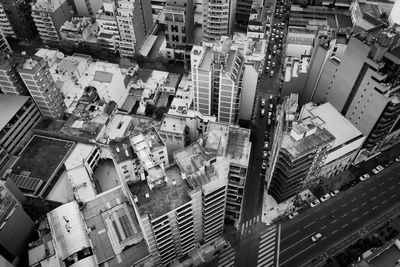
[279,161,400,267]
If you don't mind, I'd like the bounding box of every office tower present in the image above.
[0,53,29,95]
[202,0,237,42]
[267,99,335,203]
[0,180,34,266]
[236,0,254,27]
[0,95,42,155]
[0,0,36,40]
[69,0,103,16]
[17,56,66,119]
[307,28,400,152]
[31,0,73,42]
[191,38,244,124]
[164,0,194,67]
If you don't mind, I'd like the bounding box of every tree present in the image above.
[145,103,155,117]
[155,106,169,120]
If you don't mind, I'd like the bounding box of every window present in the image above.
[172,35,179,42]
[112,220,122,242]
[171,25,179,32]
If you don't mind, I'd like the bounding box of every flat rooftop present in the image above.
[227,126,251,166]
[205,122,229,156]
[199,47,213,71]
[82,186,148,266]
[109,137,136,164]
[174,142,212,177]
[0,95,30,130]
[141,127,165,152]
[281,127,335,159]
[159,114,186,134]
[11,136,74,181]
[129,164,191,219]
[164,73,182,88]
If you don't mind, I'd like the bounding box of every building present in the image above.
[0,0,36,40]
[17,56,66,118]
[246,2,268,40]
[236,0,255,28]
[0,28,10,54]
[164,0,194,67]
[307,28,400,153]
[299,102,365,179]
[31,0,73,42]
[202,0,236,42]
[0,180,34,266]
[60,17,98,43]
[267,106,335,203]
[96,1,120,53]
[191,38,244,124]
[3,135,74,198]
[350,0,386,31]
[70,0,103,16]
[0,53,29,95]
[389,0,400,26]
[0,95,42,156]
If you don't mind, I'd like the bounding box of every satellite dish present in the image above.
[56,52,65,59]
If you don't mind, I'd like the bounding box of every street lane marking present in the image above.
[332,230,338,235]
[351,208,357,212]
[380,191,386,195]
[331,209,337,213]
[361,203,366,206]
[382,200,387,204]
[304,221,315,229]
[342,224,348,228]
[362,211,368,216]
[373,206,378,210]
[380,182,385,186]
[371,196,377,200]
[279,243,316,266]
[361,192,366,196]
[391,195,396,199]
[321,225,326,230]
[388,177,393,181]
[331,219,337,224]
[341,203,347,208]
[321,215,326,219]
[280,235,312,253]
[369,187,375,191]
[352,218,358,222]
[341,213,347,218]
[280,229,300,242]
[390,185,395,189]
[351,198,356,202]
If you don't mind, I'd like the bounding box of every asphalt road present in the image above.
[279,162,400,267]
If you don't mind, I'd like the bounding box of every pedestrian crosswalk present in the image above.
[257,225,278,267]
[218,246,236,267]
[240,214,261,237]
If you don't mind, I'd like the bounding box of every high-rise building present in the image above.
[307,28,400,152]
[202,0,236,42]
[0,95,42,155]
[0,53,29,95]
[96,1,120,53]
[164,0,194,67]
[31,0,73,42]
[389,0,400,26]
[17,56,66,119]
[235,0,254,28]
[267,105,335,203]
[69,0,103,16]
[191,38,244,124]
[0,0,36,40]
[0,28,10,54]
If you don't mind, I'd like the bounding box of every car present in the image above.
[311,233,322,242]
[359,173,370,181]
[320,193,331,202]
[270,104,274,110]
[396,156,400,162]
[372,165,384,174]
[267,60,271,66]
[264,141,269,149]
[262,161,267,169]
[330,190,340,197]
[288,211,299,220]
[260,108,265,116]
[261,98,266,107]
[268,55,272,60]
[268,111,272,118]
[272,62,276,68]
[272,49,276,55]
[269,95,273,100]
[310,199,320,207]
[263,151,268,158]
[268,118,272,125]
[270,70,274,77]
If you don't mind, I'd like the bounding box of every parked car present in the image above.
[264,142,269,149]
[395,156,400,162]
[320,193,331,202]
[270,70,274,77]
[359,173,370,181]
[263,151,268,158]
[310,199,320,207]
[268,55,272,60]
[311,233,322,242]
[330,190,340,197]
[270,104,274,110]
[372,165,384,174]
[262,161,267,169]
[268,118,272,125]
[261,98,266,107]
[272,62,276,68]
[261,108,265,116]
[288,211,299,220]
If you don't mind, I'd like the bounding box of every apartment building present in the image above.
[31,0,73,42]
[307,27,400,153]
[202,0,236,42]
[164,0,194,67]
[17,56,66,119]
[69,0,103,16]
[0,95,42,155]
[0,180,34,266]
[96,1,120,53]
[0,53,29,95]
[0,28,10,54]
[0,0,36,39]
[60,17,97,43]
[236,0,253,27]
[268,113,335,203]
[191,38,244,124]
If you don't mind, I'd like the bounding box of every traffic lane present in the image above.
[280,170,400,248]
[234,227,267,267]
[279,179,400,266]
[280,165,400,237]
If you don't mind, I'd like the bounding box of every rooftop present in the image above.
[174,142,213,177]
[82,186,148,266]
[141,127,165,152]
[8,136,74,194]
[129,164,191,219]
[64,143,96,170]
[0,94,30,130]
[109,137,136,164]
[199,46,213,71]
[159,113,186,134]
[32,0,66,12]
[164,73,182,89]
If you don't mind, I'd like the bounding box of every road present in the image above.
[279,161,400,267]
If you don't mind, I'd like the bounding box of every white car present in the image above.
[268,118,272,125]
[320,193,331,202]
[288,211,299,220]
[261,108,265,116]
[264,142,269,149]
[268,55,272,60]
[269,104,274,110]
[395,156,400,162]
[330,190,340,197]
[310,199,320,207]
[311,233,322,242]
[263,151,268,158]
[261,99,266,107]
[262,161,267,169]
[372,165,384,174]
[360,174,370,181]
